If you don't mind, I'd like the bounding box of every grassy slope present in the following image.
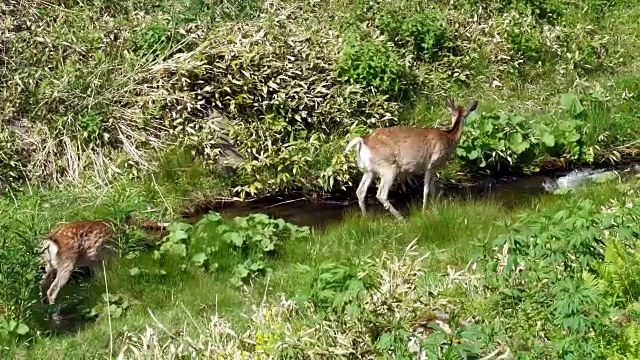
[2,170,632,357]
[1,0,640,194]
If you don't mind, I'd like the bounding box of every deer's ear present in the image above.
[465,100,479,115]
[444,97,455,110]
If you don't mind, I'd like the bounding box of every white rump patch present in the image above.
[345,137,374,171]
[357,143,374,171]
[43,240,59,269]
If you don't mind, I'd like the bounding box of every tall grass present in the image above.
[2,0,640,195]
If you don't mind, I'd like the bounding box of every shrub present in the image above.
[0,199,54,342]
[0,128,26,193]
[336,35,412,100]
[375,6,448,60]
[132,23,179,58]
[497,0,567,22]
[456,108,583,174]
[146,213,310,286]
[502,12,548,65]
[0,225,41,342]
[150,9,400,195]
[1,0,636,195]
[563,24,615,74]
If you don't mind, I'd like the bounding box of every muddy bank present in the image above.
[178,162,640,231]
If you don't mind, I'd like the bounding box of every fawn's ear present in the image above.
[465,100,479,115]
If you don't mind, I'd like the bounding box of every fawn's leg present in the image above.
[47,262,74,325]
[356,171,374,215]
[40,266,56,304]
[90,260,107,282]
[376,168,404,221]
[46,262,74,307]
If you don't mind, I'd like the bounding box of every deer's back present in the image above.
[364,127,454,173]
[47,220,115,264]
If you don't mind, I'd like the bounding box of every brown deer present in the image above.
[344,97,479,221]
[40,215,169,318]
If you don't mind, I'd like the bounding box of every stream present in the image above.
[181,163,640,231]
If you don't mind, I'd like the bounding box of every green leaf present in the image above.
[466,111,480,123]
[199,213,223,225]
[234,217,249,228]
[375,333,395,350]
[129,267,141,276]
[511,115,526,124]
[542,133,555,147]
[191,252,208,267]
[618,226,634,240]
[168,222,192,234]
[560,92,584,116]
[15,323,29,336]
[83,307,99,319]
[558,120,576,132]
[234,264,250,279]
[261,238,276,252]
[275,218,286,230]
[565,131,580,142]
[110,305,123,318]
[162,242,186,257]
[249,213,270,223]
[222,232,244,247]
[483,120,494,133]
[509,132,523,147]
[589,91,605,102]
[167,222,190,243]
[509,133,530,154]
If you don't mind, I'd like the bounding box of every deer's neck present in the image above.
[446,115,465,143]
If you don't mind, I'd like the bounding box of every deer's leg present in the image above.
[90,259,107,282]
[40,266,56,304]
[376,168,404,221]
[47,262,75,325]
[356,171,374,215]
[46,262,74,306]
[429,176,438,201]
[422,170,433,212]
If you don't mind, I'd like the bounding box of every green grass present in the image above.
[2,167,640,357]
[3,0,640,357]
[0,170,605,357]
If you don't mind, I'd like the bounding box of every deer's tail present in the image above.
[344,137,364,155]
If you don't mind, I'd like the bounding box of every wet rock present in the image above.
[543,168,618,193]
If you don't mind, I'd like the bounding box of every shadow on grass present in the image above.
[33,267,106,337]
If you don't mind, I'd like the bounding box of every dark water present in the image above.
[180,163,639,231]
